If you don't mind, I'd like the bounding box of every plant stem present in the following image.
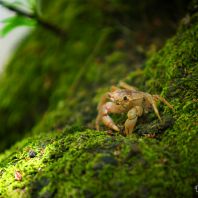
[0,0,67,37]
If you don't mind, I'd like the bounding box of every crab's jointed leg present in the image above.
[124,106,143,135]
[144,94,174,123]
[110,85,120,91]
[153,95,174,110]
[145,94,162,122]
[96,114,102,131]
[119,81,138,91]
[96,93,108,131]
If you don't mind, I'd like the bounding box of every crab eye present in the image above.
[123,96,128,101]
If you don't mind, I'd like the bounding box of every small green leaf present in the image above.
[0,16,37,37]
[0,23,17,36]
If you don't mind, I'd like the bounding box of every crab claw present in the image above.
[102,115,119,131]
[97,101,123,132]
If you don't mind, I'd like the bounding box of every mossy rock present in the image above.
[0,0,197,197]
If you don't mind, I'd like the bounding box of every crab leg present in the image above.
[145,94,162,122]
[124,106,143,135]
[119,81,138,91]
[96,93,108,130]
[96,114,102,130]
[153,95,174,110]
[110,85,120,91]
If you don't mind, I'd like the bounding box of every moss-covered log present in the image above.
[0,0,197,197]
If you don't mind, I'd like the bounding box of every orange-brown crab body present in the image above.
[96,82,173,135]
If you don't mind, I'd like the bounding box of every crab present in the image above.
[96,81,173,135]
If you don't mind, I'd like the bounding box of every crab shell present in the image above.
[108,90,152,112]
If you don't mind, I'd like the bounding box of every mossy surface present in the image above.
[0,0,197,197]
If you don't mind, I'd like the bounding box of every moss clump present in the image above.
[0,128,193,197]
[0,0,197,197]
